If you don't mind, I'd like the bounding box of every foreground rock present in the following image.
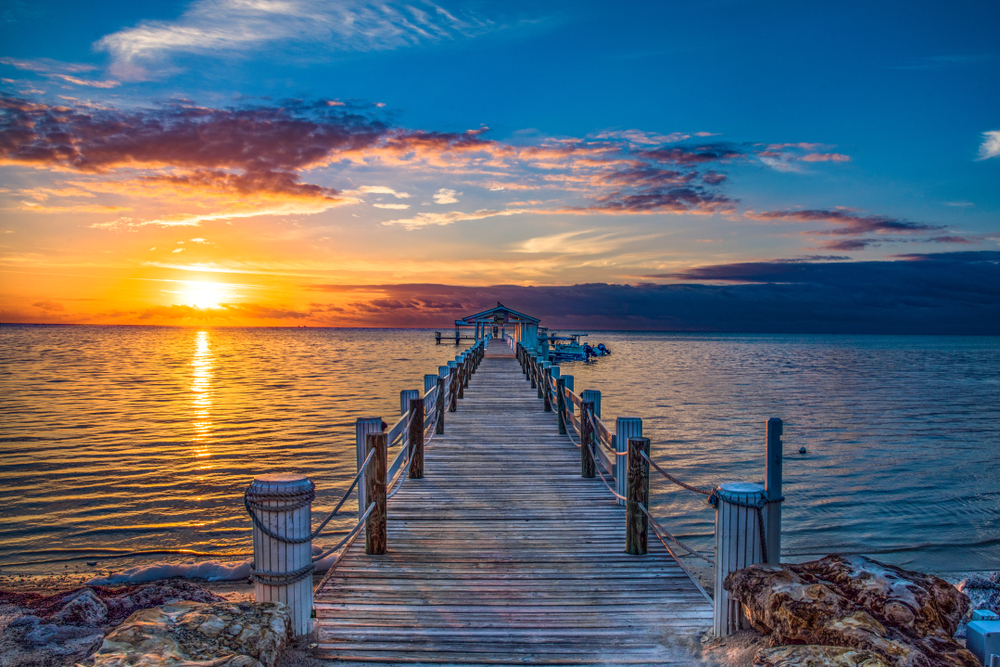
[724,554,977,667]
[92,600,291,667]
[0,580,228,666]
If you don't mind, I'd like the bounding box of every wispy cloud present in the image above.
[747,208,945,236]
[0,57,119,88]
[96,0,497,80]
[433,188,459,204]
[977,131,1000,160]
[383,208,527,230]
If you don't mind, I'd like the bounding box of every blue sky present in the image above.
[0,0,997,328]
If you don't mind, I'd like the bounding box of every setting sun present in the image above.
[182,281,230,309]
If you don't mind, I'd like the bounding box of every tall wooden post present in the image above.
[580,401,596,478]
[625,437,650,556]
[542,363,552,412]
[448,361,458,412]
[615,417,642,507]
[365,432,387,555]
[457,354,466,399]
[355,417,383,515]
[529,356,537,388]
[714,482,766,637]
[408,398,424,479]
[563,376,574,415]
[556,378,567,434]
[536,357,544,398]
[765,418,783,565]
[248,474,314,636]
[435,374,446,434]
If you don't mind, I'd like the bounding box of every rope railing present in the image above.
[310,503,376,563]
[637,502,714,564]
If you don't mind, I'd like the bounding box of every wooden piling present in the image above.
[542,363,552,412]
[248,474,314,636]
[354,417,383,515]
[399,389,419,416]
[766,418,783,565]
[714,482,766,637]
[580,400,596,478]
[457,355,466,400]
[581,389,602,419]
[616,417,643,507]
[408,398,424,479]
[626,437,650,556]
[435,374,446,434]
[556,378,567,434]
[448,361,458,412]
[365,432,387,555]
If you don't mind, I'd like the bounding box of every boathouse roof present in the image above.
[455,302,540,325]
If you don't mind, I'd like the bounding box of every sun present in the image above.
[182,281,229,309]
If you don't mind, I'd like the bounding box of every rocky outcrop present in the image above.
[756,644,892,666]
[91,600,291,667]
[955,571,1000,638]
[0,580,229,666]
[724,555,977,667]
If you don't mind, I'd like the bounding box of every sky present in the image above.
[0,0,998,331]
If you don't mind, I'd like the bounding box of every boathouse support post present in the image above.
[581,389,602,419]
[714,482,767,637]
[615,418,642,508]
[355,417,383,515]
[542,362,552,412]
[556,378,567,435]
[580,401,596,478]
[625,437,650,555]
[399,390,419,417]
[365,432,388,555]
[447,361,458,412]
[247,474,314,636]
[408,398,424,479]
[435,369,447,434]
[766,418,783,565]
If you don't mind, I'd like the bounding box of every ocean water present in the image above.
[1,325,998,576]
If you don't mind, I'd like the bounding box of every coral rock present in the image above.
[725,555,977,667]
[92,600,291,667]
[53,587,108,626]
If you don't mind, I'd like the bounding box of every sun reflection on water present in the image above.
[191,330,213,457]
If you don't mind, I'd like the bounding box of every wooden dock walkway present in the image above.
[313,340,713,664]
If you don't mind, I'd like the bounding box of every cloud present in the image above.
[357,185,410,198]
[638,143,743,164]
[96,0,495,80]
[300,252,1000,333]
[373,203,410,209]
[748,208,945,236]
[0,57,118,87]
[136,302,309,321]
[32,299,65,311]
[383,208,527,230]
[433,188,459,204]
[977,131,1000,160]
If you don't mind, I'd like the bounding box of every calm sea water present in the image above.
[1,325,998,575]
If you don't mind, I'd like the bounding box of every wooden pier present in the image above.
[312,340,713,664]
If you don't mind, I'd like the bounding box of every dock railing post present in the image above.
[556,378,567,434]
[615,418,642,507]
[529,355,537,388]
[355,417,383,515]
[536,356,545,397]
[457,354,466,400]
[435,368,447,434]
[408,398,424,479]
[766,418,783,566]
[400,389,419,416]
[580,401,596,478]
[542,362,552,412]
[625,437,650,555]
[365,431,388,555]
[424,374,437,395]
[447,361,458,412]
[247,474,314,636]
[714,482,767,637]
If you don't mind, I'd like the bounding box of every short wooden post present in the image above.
[435,372,446,434]
[447,361,458,412]
[355,417,383,515]
[615,417,642,507]
[365,432,387,555]
[542,363,552,412]
[714,482,767,637]
[408,398,424,479]
[399,389,419,416]
[580,401,596,478]
[766,418,783,565]
[581,389,601,418]
[556,378,567,434]
[248,474,314,636]
[625,437,650,555]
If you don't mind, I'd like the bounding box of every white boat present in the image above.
[546,334,611,362]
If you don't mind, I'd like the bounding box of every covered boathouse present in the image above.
[439,302,542,349]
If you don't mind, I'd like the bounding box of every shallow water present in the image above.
[1,326,998,575]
